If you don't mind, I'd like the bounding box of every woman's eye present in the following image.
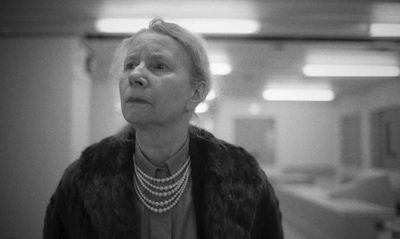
[125,63,136,70]
[154,63,166,70]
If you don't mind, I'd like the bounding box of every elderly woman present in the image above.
[44,18,284,239]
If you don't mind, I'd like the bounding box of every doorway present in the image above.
[340,114,362,167]
[372,107,400,169]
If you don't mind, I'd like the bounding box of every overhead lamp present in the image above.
[96,18,151,33]
[263,89,335,102]
[178,19,260,34]
[210,62,232,75]
[96,18,260,34]
[303,64,400,77]
[370,23,400,37]
[195,102,209,113]
[206,90,217,101]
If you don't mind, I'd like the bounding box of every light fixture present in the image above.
[96,18,151,33]
[206,90,217,101]
[210,62,232,75]
[303,64,400,77]
[195,102,209,113]
[96,18,260,35]
[263,89,335,102]
[370,23,400,37]
[177,19,260,34]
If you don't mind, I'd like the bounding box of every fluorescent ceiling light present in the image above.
[96,18,151,33]
[195,102,209,113]
[370,23,400,37]
[210,63,232,75]
[263,89,335,102]
[303,64,400,77]
[96,18,260,34]
[206,90,217,101]
[305,50,398,66]
[178,19,259,34]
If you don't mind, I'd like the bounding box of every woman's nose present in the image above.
[128,63,149,88]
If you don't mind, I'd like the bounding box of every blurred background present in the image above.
[1,0,399,238]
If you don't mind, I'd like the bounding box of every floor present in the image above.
[267,170,338,239]
[282,220,309,239]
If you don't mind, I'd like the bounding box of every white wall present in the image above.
[71,40,92,160]
[90,80,126,143]
[336,80,400,178]
[0,37,90,238]
[213,80,400,175]
[88,39,127,143]
[214,97,339,171]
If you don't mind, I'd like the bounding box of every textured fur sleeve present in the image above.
[43,160,79,239]
[191,127,284,239]
[251,169,284,239]
[43,143,102,239]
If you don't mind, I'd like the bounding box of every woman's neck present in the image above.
[135,124,190,166]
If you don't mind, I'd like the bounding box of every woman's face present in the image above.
[119,31,196,128]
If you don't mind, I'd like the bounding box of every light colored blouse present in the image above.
[134,138,197,239]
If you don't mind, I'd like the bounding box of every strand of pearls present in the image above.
[137,170,184,191]
[133,157,191,214]
[134,168,191,213]
[135,156,190,183]
[135,163,189,197]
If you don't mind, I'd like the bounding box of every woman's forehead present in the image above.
[126,32,185,58]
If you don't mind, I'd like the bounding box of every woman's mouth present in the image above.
[126,97,149,104]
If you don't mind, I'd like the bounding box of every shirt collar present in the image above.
[134,136,190,178]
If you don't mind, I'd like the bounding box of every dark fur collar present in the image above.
[76,127,264,238]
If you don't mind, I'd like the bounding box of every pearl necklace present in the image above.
[133,157,191,213]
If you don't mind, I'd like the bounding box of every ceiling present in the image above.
[1,0,400,101]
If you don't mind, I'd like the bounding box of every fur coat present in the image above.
[43,126,283,239]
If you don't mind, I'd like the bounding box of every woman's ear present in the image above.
[186,82,206,111]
